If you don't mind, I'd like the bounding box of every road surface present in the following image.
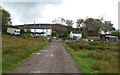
[7,40,81,73]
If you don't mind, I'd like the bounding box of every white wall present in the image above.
[70,31,82,38]
[30,29,52,36]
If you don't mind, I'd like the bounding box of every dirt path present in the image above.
[7,40,81,73]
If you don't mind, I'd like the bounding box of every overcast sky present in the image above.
[1,0,119,29]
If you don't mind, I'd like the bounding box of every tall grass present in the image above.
[2,34,49,73]
[64,41,118,73]
[0,34,2,74]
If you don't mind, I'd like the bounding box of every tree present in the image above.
[82,18,107,36]
[75,17,116,36]
[52,17,66,24]
[98,16,104,22]
[0,6,12,34]
[100,21,115,34]
[20,25,31,38]
[65,20,74,27]
[61,18,65,24]
[84,18,100,34]
[65,20,74,32]
[52,29,69,39]
[52,29,58,37]
[76,19,84,29]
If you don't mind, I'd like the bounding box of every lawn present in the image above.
[63,41,119,74]
[2,34,49,73]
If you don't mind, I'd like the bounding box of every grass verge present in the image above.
[2,34,49,73]
[63,41,118,74]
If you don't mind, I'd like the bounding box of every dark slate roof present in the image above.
[15,24,51,29]
[7,25,20,29]
[72,31,82,34]
[10,24,67,31]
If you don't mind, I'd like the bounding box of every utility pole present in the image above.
[34,21,35,37]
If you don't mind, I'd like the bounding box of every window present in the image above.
[46,29,48,32]
[16,31,20,33]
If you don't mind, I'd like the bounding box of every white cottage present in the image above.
[69,31,82,39]
[23,24,52,37]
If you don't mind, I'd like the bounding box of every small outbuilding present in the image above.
[105,35,118,42]
[69,31,82,39]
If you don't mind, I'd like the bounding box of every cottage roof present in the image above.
[9,24,67,31]
[7,26,20,29]
[15,24,51,29]
[71,31,82,34]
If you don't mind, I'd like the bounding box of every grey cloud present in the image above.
[2,0,64,24]
[3,0,63,3]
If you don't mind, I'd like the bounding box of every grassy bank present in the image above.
[63,41,118,73]
[2,34,49,73]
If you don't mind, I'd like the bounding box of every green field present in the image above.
[63,41,119,73]
[2,35,49,73]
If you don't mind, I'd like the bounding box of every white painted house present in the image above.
[69,31,82,39]
[22,24,52,37]
[30,28,52,37]
[7,24,52,37]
